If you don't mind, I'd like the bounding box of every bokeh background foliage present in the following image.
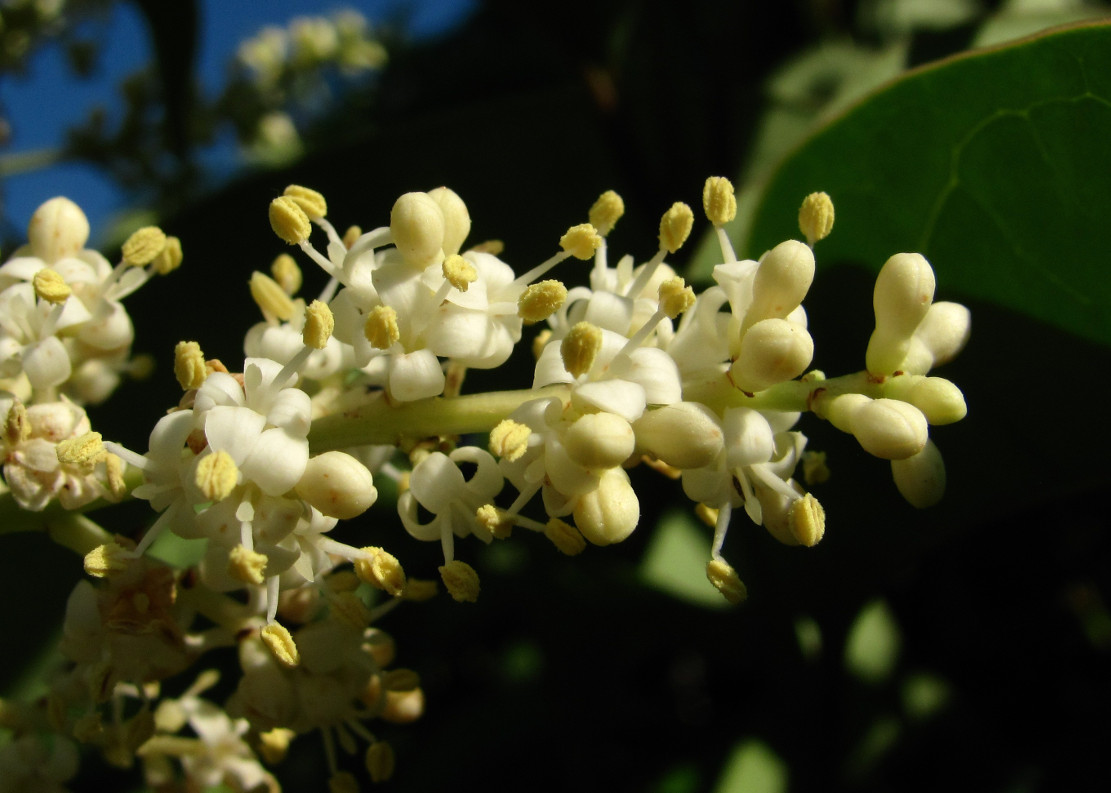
[1,2,1109,792]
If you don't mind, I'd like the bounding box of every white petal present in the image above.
[266,387,312,437]
[571,379,646,422]
[204,406,265,464]
[23,336,71,390]
[241,427,309,496]
[723,407,775,469]
[409,451,465,514]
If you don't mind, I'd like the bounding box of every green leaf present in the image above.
[746,21,1111,347]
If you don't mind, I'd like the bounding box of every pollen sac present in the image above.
[589,190,625,236]
[703,176,737,226]
[798,191,835,245]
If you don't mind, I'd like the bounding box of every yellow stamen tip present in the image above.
[365,741,396,784]
[260,622,300,668]
[658,276,695,319]
[195,450,239,502]
[56,431,104,468]
[544,518,586,556]
[364,305,400,349]
[439,560,480,602]
[249,270,297,321]
[702,176,737,226]
[659,202,694,254]
[517,280,567,324]
[476,504,514,539]
[121,226,168,267]
[588,189,625,236]
[282,184,327,218]
[788,492,825,547]
[173,340,207,390]
[151,235,183,275]
[799,191,835,246]
[354,546,407,597]
[559,223,603,260]
[560,321,603,379]
[32,268,71,304]
[303,299,334,349]
[271,253,302,295]
[488,419,532,462]
[269,196,312,245]
[228,543,268,585]
[84,541,130,578]
[442,254,477,292]
[706,558,747,604]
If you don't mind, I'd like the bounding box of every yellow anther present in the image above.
[303,299,334,349]
[658,276,695,319]
[326,569,361,593]
[442,254,477,292]
[544,518,586,556]
[469,239,505,255]
[694,503,719,529]
[801,450,830,485]
[476,504,513,539]
[121,226,167,266]
[401,578,438,601]
[588,189,625,236]
[271,253,302,295]
[329,772,359,793]
[260,622,300,668]
[269,196,312,244]
[488,419,532,462]
[32,268,71,304]
[706,558,747,605]
[227,544,268,585]
[195,450,239,501]
[798,191,835,246]
[151,235,183,275]
[559,223,603,260]
[659,202,694,254]
[532,328,551,361]
[364,305,399,349]
[365,741,396,783]
[517,280,567,324]
[354,546,407,597]
[703,176,737,226]
[283,184,327,218]
[173,340,207,390]
[104,453,127,500]
[258,728,296,765]
[560,321,603,378]
[249,271,296,321]
[381,668,421,692]
[4,399,30,445]
[788,492,825,547]
[56,431,104,468]
[84,542,130,578]
[439,559,480,602]
[342,225,362,248]
[329,590,371,630]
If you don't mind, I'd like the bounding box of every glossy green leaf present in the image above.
[746,21,1111,347]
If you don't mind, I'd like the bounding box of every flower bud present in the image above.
[730,318,814,392]
[910,300,971,371]
[563,412,635,469]
[866,252,935,375]
[426,187,471,256]
[633,402,723,469]
[746,240,815,326]
[390,192,445,267]
[573,466,639,546]
[295,451,377,519]
[891,438,946,507]
[28,197,90,262]
[882,375,967,425]
[850,398,928,460]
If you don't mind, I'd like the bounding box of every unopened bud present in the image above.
[730,319,814,392]
[296,451,377,519]
[283,184,327,218]
[891,438,946,508]
[851,398,929,460]
[866,252,935,375]
[703,176,737,226]
[909,301,971,371]
[747,240,815,326]
[633,402,723,469]
[439,560,480,602]
[573,466,639,546]
[589,190,625,236]
[798,191,835,245]
[564,412,635,469]
[366,741,396,783]
[260,623,300,668]
[269,196,312,244]
[560,223,602,260]
[28,197,89,262]
[391,192,445,267]
[121,226,167,266]
[882,374,967,425]
[659,202,694,253]
[427,187,471,256]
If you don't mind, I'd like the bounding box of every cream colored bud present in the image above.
[825,393,872,434]
[706,558,747,604]
[269,196,312,244]
[564,412,635,469]
[659,202,694,253]
[302,300,334,349]
[32,268,70,304]
[382,688,425,723]
[56,431,104,468]
[121,226,167,266]
[151,235,183,275]
[518,280,567,323]
[365,305,400,349]
[866,253,936,375]
[703,176,737,226]
[476,504,514,539]
[442,254,477,292]
[730,319,814,392]
[573,466,639,546]
[658,277,695,319]
[561,321,603,378]
[84,542,130,578]
[354,546,406,597]
[391,192,445,267]
[798,191,835,245]
[911,301,971,370]
[891,438,946,508]
[195,450,239,501]
[488,419,532,462]
[28,197,90,262]
[271,253,302,295]
[295,451,377,519]
[366,741,396,783]
[851,398,929,460]
[882,375,967,425]
[329,771,359,793]
[788,493,825,547]
[427,186,471,256]
[560,223,602,260]
[589,190,625,236]
[747,240,815,325]
[249,271,296,321]
[174,340,206,390]
[228,543,268,585]
[542,518,583,555]
[439,560,480,602]
[283,184,327,218]
[633,402,723,469]
[260,623,300,668]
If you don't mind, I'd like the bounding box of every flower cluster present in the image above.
[0,178,968,790]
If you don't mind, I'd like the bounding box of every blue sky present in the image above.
[0,0,475,242]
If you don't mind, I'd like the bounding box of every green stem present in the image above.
[0,147,66,176]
